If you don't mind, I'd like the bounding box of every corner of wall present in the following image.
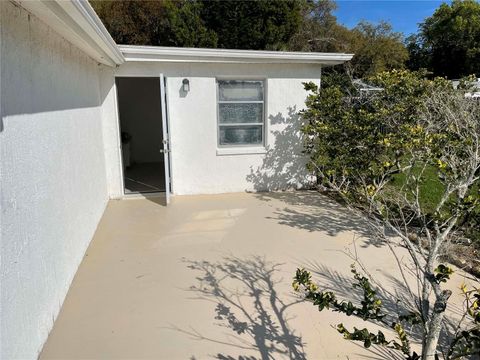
[98,65,124,199]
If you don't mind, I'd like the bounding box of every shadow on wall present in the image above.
[171,256,307,360]
[246,106,314,191]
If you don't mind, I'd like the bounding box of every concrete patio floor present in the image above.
[40,191,472,360]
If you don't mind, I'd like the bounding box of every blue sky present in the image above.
[334,1,450,36]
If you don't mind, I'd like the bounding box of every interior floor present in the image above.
[124,162,165,193]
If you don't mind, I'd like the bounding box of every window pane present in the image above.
[218,80,263,101]
[219,125,263,145]
[219,103,263,124]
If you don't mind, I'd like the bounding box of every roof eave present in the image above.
[119,45,353,66]
[14,0,124,66]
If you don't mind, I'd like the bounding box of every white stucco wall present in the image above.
[104,62,320,196]
[99,66,125,198]
[1,2,109,358]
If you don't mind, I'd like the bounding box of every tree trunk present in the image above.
[422,290,452,360]
[421,279,432,353]
[421,259,436,352]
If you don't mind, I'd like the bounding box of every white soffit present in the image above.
[119,45,354,65]
[15,0,124,66]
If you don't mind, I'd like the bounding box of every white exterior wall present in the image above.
[104,62,320,196]
[99,66,124,199]
[1,3,109,359]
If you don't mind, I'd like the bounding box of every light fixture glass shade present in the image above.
[182,78,190,92]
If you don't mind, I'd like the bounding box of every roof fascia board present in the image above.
[14,0,124,66]
[119,45,353,65]
[67,0,124,64]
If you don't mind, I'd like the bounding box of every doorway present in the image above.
[116,77,168,195]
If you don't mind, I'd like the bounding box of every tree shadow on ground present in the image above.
[251,191,470,354]
[301,258,463,355]
[175,256,306,360]
[304,259,421,331]
[254,190,385,247]
[246,106,314,192]
[172,255,412,360]
[245,104,385,248]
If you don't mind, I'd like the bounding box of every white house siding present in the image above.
[1,2,108,359]
[105,62,320,196]
[99,66,124,199]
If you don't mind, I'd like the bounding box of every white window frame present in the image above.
[216,79,266,150]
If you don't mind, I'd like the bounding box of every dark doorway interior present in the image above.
[116,77,165,194]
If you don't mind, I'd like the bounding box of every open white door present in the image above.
[159,74,171,204]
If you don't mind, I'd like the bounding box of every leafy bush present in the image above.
[298,70,480,359]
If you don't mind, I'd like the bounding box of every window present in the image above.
[217,80,265,146]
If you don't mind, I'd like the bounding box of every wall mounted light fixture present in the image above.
[182,78,190,92]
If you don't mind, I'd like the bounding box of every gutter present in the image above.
[69,0,124,65]
[120,45,354,65]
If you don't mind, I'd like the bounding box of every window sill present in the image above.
[216,147,267,156]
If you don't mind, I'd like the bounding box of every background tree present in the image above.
[91,0,408,78]
[90,0,217,47]
[297,70,480,359]
[200,0,303,50]
[287,0,349,53]
[407,0,480,78]
[288,3,408,78]
[91,0,304,50]
[406,33,431,74]
[348,21,408,77]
